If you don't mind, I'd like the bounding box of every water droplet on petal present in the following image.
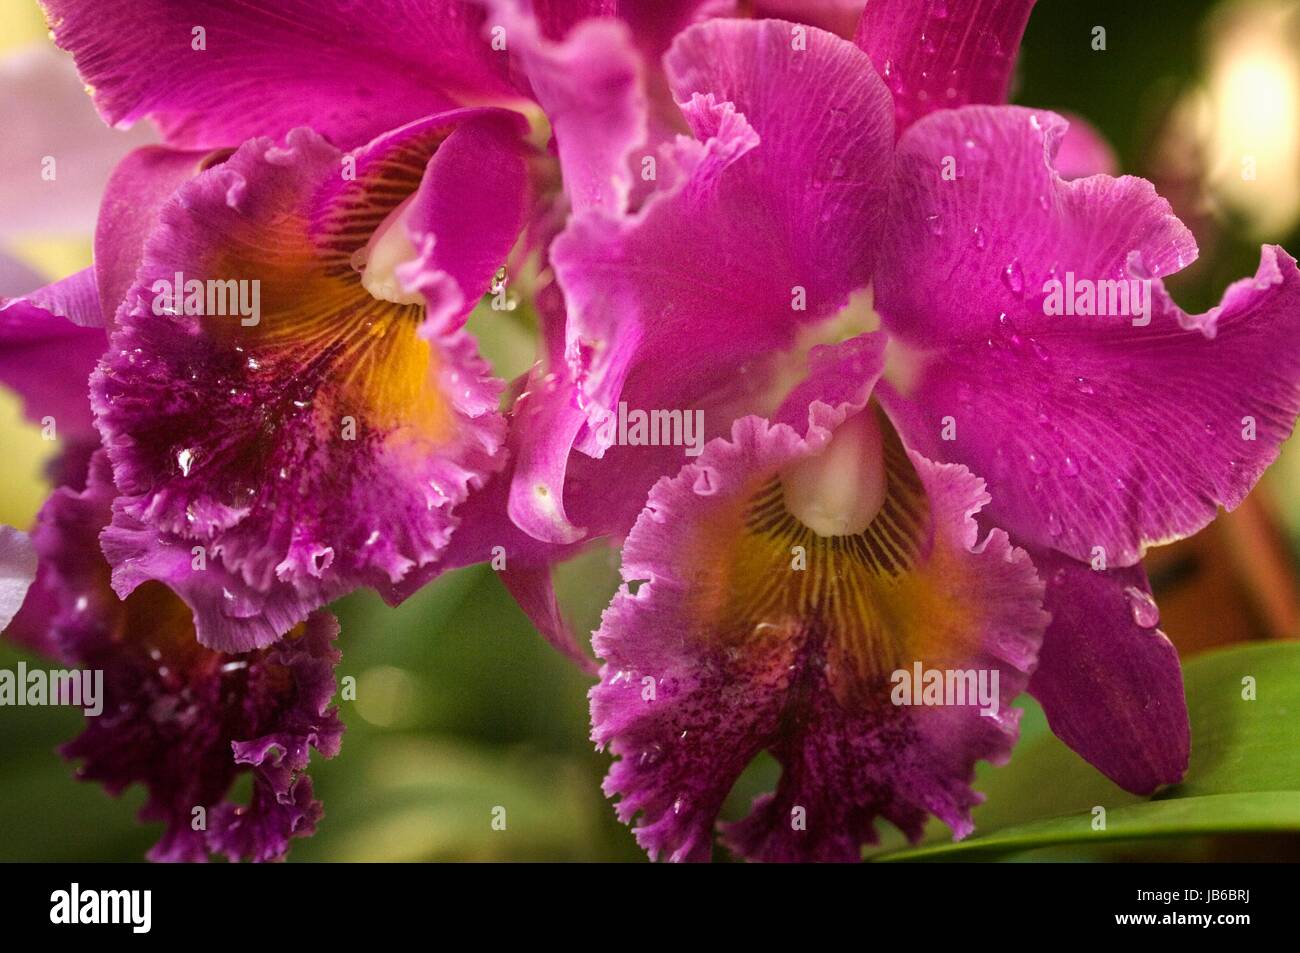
[1027,450,1048,474]
[882,59,905,94]
[1001,260,1025,296]
[996,312,1024,349]
[971,224,987,249]
[1074,376,1096,396]
[1046,512,1063,536]
[1124,586,1160,628]
[925,213,943,235]
[1059,455,1079,476]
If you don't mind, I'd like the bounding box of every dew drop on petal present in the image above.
[1123,586,1160,628]
[1001,260,1025,296]
[996,311,1024,349]
[1046,512,1063,536]
[882,59,904,94]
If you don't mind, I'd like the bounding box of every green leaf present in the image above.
[871,642,1300,861]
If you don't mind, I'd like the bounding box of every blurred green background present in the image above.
[1,0,1298,861]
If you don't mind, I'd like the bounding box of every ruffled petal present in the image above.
[854,0,1036,134]
[43,0,516,150]
[662,19,893,297]
[93,114,526,649]
[591,353,1046,861]
[1027,548,1189,794]
[534,19,893,541]
[875,106,1300,566]
[24,452,343,862]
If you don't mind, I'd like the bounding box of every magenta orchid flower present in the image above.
[440,3,1300,860]
[91,112,527,651]
[590,336,1048,861]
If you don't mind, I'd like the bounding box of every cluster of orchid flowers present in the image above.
[0,0,1297,863]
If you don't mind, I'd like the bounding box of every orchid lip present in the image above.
[353,192,422,305]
